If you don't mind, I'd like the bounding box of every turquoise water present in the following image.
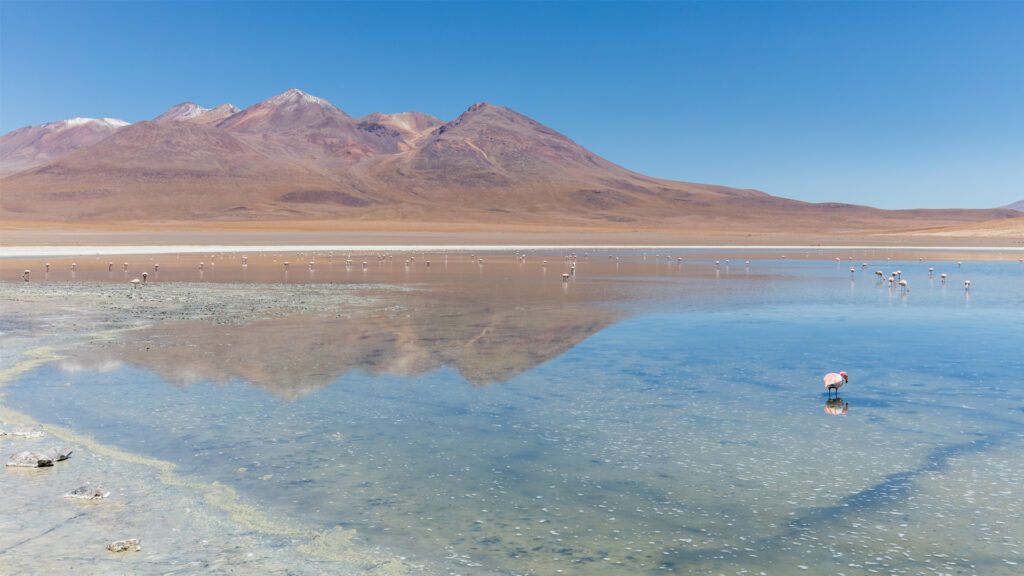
[4,255,1023,574]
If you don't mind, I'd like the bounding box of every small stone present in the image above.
[65,484,110,500]
[107,538,141,553]
[6,451,54,467]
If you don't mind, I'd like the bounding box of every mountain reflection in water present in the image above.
[86,307,613,396]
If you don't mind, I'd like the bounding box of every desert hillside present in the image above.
[1,89,1018,235]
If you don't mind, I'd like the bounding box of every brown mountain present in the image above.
[0,117,129,177]
[216,88,413,167]
[0,88,1018,231]
[0,120,345,219]
[356,102,751,215]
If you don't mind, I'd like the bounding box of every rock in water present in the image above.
[5,447,71,467]
[6,451,54,467]
[107,539,141,553]
[47,447,73,462]
[65,484,110,500]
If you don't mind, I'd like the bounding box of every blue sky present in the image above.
[1,1,1021,209]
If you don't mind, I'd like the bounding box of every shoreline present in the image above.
[4,243,1024,258]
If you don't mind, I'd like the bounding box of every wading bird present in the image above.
[824,371,848,398]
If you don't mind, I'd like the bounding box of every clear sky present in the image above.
[1,1,1021,209]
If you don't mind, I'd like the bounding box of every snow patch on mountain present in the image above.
[266,88,331,109]
[55,117,130,129]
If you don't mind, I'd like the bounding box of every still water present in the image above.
[2,251,1022,574]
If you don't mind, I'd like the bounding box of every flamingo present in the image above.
[824,371,848,397]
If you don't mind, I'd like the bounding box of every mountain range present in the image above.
[1,88,1019,231]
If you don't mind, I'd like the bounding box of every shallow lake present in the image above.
[2,250,1022,575]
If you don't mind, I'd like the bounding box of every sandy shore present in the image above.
[4,243,1024,259]
[2,218,1023,250]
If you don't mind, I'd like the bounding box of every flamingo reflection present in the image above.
[824,397,849,415]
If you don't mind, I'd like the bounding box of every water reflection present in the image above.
[68,299,618,396]
[824,397,849,415]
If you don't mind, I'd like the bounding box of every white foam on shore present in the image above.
[1,244,1022,258]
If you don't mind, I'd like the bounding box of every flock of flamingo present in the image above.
[20,251,990,297]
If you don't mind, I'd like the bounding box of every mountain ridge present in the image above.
[1,89,1019,232]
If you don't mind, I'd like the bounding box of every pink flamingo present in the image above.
[824,371,848,397]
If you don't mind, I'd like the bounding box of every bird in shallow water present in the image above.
[824,371,848,398]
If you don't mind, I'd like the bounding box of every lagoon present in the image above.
[1,250,1022,575]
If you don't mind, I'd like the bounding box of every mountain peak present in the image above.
[153,102,209,123]
[266,88,331,108]
[466,102,493,113]
[437,102,548,137]
[218,88,348,133]
[211,103,241,114]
